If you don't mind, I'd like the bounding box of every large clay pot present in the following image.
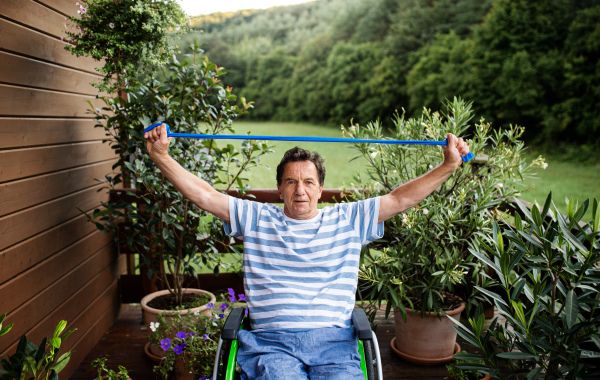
[391,298,465,365]
[141,288,216,357]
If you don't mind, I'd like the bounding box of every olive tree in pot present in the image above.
[452,193,600,379]
[345,98,546,364]
[83,44,273,340]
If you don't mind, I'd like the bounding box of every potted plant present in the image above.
[83,44,272,329]
[0,314,76,380]
[446,351,490,380]
[344,98,546,364]
[451,193,600,379]
[147,289,246,380]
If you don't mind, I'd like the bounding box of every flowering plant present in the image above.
[345,98,546,319]
[64,0,188,93]
[148,289,247,379]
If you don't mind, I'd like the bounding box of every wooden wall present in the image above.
[0,0,125,377]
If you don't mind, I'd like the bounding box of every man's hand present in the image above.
[442,133,470,170]
[378,134,471,223]
[144,123,172,159]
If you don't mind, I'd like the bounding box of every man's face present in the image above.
[277,161,323,220]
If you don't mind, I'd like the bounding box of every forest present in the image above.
[179,0,599,149]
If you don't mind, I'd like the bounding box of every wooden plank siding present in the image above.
[0,1,123,378]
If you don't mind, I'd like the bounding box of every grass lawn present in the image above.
[519,152,599,222]
[225,121,598,221]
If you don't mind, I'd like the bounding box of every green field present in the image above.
[223,121,371,188]
[225,121,599,221]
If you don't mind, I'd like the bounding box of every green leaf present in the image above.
[34,337,47,364]
[468,249,500,274]
[531,204,543,230]
[592,198,599,234]
[23,356,37,377]
[51,352,72,374]
[497,351,535,359]
[475,285,508,307]
[564,290,579,329]
[49,337,61,349]
[541,192,552,222]
[515,212,523,231]
[527,367,543,380]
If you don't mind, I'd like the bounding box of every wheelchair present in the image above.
[212,308,383,379]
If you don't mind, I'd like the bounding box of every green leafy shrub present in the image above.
[0,318,76,380]
[345,98,546,319]
[452,193,600,379]
[64,0,187,93]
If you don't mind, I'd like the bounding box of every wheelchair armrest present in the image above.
[352,308,373,340]
[222,308,245,340]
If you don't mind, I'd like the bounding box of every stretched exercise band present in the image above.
[144,123,474,162]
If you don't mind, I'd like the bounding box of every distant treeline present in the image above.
[182,0,599,146]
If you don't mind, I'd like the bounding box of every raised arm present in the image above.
[378,133,469,224]
[144,124,230,223]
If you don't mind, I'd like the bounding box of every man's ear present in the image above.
[277,184,282,200]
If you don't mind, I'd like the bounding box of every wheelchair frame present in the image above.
[212,308,383,380]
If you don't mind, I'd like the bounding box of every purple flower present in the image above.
[187,332,196,337]
[203,333,209,341]
[206,302,214,309]
[176,331,187,340]
[219,313,224,319]
[245,308,249,316]
[174,343,186,354]
[229,295,237,303]
[220,303,228,311]
[160,338,171,351]
[238,294,246,302]
[109,23,115,29]
[228,288,235,296]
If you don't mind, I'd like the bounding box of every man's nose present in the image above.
[294,182,305,195]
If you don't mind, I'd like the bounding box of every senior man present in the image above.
[144,124,470,379]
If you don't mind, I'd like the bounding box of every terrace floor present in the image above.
[70,304,484,380]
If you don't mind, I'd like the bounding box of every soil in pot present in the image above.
[146,292,213,311]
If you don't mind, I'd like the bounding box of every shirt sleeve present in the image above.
[347,197,384,246]
[223,196,244,239]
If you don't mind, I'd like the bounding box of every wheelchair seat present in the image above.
[212,308,383,379]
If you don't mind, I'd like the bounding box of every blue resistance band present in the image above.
[144,123,475,162]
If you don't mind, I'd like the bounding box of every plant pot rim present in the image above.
[402,300,466,318]
[399,293,465,317]
[140,288,215,314]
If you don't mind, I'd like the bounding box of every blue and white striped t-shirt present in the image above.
[224,196,384,331]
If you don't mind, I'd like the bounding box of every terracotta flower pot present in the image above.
[391,298,465,365]
[141,288,216,357]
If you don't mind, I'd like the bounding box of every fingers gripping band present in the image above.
[144,123,474,162]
